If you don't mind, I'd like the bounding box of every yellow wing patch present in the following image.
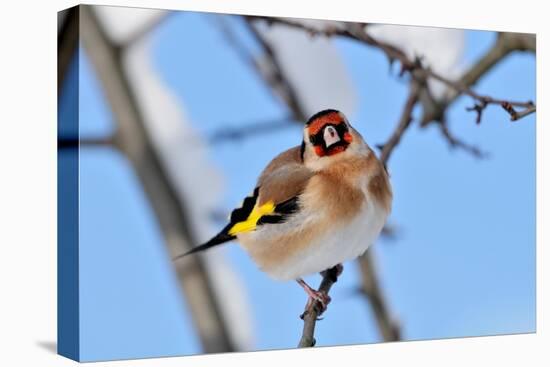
[228,201,275,235]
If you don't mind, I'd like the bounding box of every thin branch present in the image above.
[502,101,537,121]
[249,17,536,124]
[208,116,296,143]
[357,250,401,341]
[243,17,309,121]
[379,82,420,166]
[426,69,535,122]
[80,5,236,353]
[248,17,417,71]
[426,67,534,108]
[439,123,487,158]
[212,15,307,122]
[298,266,341,348]
[421,32,535,125]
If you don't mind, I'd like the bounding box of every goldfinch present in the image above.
[176,109,392,311]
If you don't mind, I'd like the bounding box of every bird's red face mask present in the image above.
[305,111,353,157]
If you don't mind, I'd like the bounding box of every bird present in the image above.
[175,109,392,314]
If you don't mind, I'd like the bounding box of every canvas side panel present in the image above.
[57,5,80,362]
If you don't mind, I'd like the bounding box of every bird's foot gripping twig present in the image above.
[298,280,332,319]
[297,264,343,347]
[298,263,344,318]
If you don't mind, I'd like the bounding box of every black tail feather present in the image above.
[173,225,236,262]
[173,188,261,262]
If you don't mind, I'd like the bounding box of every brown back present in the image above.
[256,146,314,206]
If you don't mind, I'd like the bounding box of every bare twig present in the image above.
[298,266,341,348]
[425,67,534,108]
[439,123,486,158]
[421,32,536,125]
[502,101,537,121]
[426,70,535,122]
[212,15,308,122]
[209,115,296,143]
[243,18,309,121]
[379,82,420,166]
[249,17,536,124]
[80,5,236,353]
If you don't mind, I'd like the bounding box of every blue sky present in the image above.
[60,11,536,361]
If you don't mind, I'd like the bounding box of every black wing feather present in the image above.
[275,196,300,216]
[173,188,260,260]
[173,189,300,261]
[230,187,259,223]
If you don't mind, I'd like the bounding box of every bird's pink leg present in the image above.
[296,278,331,316]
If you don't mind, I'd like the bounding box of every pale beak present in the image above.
[323,126,341,148]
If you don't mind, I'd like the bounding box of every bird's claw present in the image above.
[300,290,331,319]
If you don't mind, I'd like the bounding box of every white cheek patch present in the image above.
[323,126,340,147]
